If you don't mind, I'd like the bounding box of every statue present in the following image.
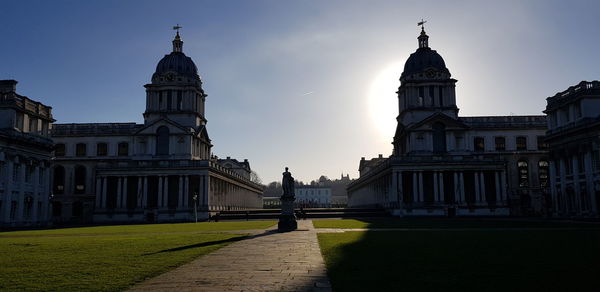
[282,167,295,197]
[278,166,297,231]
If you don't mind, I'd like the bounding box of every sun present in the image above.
[368,61,403,139]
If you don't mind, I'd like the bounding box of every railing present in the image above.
[0,92,53,119]
[52,123,141,136]
[548,80,600,103]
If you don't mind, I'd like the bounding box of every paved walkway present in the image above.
[129,220,331,292]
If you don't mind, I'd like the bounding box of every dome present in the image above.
[154,52,199,79]
[400,47,450,79]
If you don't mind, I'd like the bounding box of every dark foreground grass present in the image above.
[0,221,276,291]
[318,230,600,292]
[313,218,600,229]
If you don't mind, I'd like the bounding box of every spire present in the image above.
[172,24,183,53]
[417,19,429,48]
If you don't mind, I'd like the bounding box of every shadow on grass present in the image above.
[319,219,600,292]
[143,229,282,256]
[340,217,600,229]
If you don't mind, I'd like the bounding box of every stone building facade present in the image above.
[348,28,549,216]
[0,80,54,227]
[545,81,600,217]
[50,32,262,224]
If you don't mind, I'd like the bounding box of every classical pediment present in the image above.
[408,112,470,131]
[134,118,191,135]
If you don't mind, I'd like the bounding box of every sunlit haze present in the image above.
[1,0,599,183]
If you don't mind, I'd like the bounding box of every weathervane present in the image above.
[173,24,182,33]
[417,19,427,30]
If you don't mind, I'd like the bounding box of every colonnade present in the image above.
[549,150,599,216]
[95,174,209,211]
[0,157,51,226]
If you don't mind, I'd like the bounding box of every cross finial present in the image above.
[417,19,427,31]
[173,24,182,34]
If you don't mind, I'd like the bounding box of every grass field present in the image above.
[318,229,600,292]
[312,218,600,229]
[0,221,276,291]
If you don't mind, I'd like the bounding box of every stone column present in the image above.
[559,159,567,213]
[412,172,418,203]
[495,171,501,204]
[474,172,481,205]
[95,177,102,209]
[137,176,143,208]
[163,176,169,209]
[390,171,398,206]
[157,176,164,208]
[116,177,123,209]
[459,172,466,203]
[439,172,445,203]
[101,177,108,208]
[572,156,582,213]
[178,175,184,208]
[122,177,128,209]
[584,151,597,214]
[549,160,558,215]
[433,172,439,202]
[183,175,189,208]
[453,172,459,204]
[42,164,51,221]
[501,171,508,203]
[398,171,403,204]
[17,162,26,222]
[480,172,486,205]
[418,171,424,203]
[3,160,13,223]
[32,165,40,222]
[142,176,148,208]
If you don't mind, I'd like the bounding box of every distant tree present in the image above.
[250,170,262,184]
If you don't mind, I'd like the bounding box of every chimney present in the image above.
[0,80,17,93]
[378,154,383,158]
[361,157,365,160]
[226,156,231,159]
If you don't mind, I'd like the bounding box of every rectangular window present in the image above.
[13,164,20,182]
[495,137,505,151]
[578,154,585,173]
[76,143,87,157]
[516,136,527,151]
[55,144,66,157]
[474,137,485,152]
[537,136,548,150]
[29,117,37,133]
[177,91,182,110]
[96,143,108,156]
[118,142,129,156]
[25,165,32,183]
[167,91,172,110]
[419,87,424,99]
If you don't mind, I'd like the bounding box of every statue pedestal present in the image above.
[278,195,297,232]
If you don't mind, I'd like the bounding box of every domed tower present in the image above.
[393,25,459,156]
[143,31,207,129]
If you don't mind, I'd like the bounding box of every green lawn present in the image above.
[0,221,276,291]
[318,230,600,292]
[312,218,600,229]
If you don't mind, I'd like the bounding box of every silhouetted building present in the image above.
[348,27,549,216]
[50,31,262,224]
[0,80,54,227]
[545,81,600,217]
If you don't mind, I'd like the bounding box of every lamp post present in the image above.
[193,192,198,223]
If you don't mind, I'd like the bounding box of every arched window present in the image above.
[474,137,485,152]
[156,126,170,155]
[53,165,65,194]
[55,143,66,157]
[76,143,87,157]
[118,142,129,156]
[74,165,86,194]
[538,160,549,187]
[432,122,446,153]
[518,160,529,187]
[96,142,108,156]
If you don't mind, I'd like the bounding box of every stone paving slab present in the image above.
[129,220,331,292]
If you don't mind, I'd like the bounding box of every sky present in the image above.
[1,0,599,183]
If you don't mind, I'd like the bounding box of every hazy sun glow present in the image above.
[368,61,403,139]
